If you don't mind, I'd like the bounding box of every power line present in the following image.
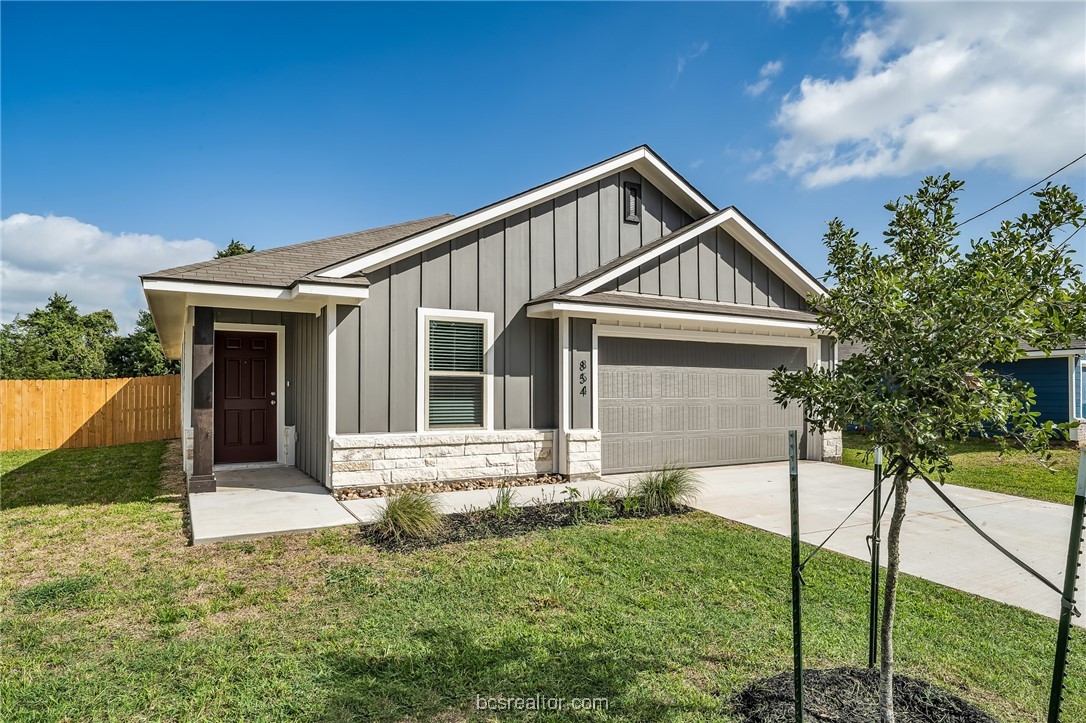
[956,151,1086,228]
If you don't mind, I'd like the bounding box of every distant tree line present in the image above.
[1,240,253,380]
[0,293,177,380]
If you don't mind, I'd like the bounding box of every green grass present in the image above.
[1,441,1082,721]
[842,432,1082,505]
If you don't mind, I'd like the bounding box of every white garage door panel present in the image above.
[599,337,807,474]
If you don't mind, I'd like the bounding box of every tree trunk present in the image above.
[879,470,911,723]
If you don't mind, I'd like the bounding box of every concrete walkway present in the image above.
[190,461,1082,625]
[189,468,623,544]
[337,480,623,523]
[607,461,1082,625]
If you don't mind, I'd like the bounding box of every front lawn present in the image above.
[1,441,1082,721]
[842,432,1082,506]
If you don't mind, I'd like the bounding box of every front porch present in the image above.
[189,465,356,544]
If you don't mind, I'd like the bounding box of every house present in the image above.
[141,146,839,494]
[986,342,1086,439]
[838,340,1085,440]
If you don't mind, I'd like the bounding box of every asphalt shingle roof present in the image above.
[141,214,455,288]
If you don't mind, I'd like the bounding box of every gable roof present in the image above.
[141,215,454,289]
[313,144,719,279]
[532,206,826,302]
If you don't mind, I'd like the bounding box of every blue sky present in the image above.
[3,1,1084,330]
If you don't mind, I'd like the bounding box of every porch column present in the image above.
[190,306,216,492]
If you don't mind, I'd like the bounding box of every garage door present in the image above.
[598,337,807,474]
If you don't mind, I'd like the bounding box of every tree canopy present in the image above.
[215,239,255,258]
[0,295,175,380]
[770,176,1086,722]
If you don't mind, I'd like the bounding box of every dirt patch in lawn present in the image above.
[731,667,999,722]
[360,498,692,552]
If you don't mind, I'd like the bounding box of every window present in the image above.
[422,314,491,429]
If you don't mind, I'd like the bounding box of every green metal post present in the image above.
[1048,449,1086,723]
[868,446,883,668]
[788,430,804,723]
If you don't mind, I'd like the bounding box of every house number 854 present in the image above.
[578,360,589,396]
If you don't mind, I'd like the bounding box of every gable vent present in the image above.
[624,182,642,223]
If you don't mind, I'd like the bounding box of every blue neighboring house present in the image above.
[838,340,1085,440]
[986,341,1085,440]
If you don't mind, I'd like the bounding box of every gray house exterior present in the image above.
[142,146,840,493]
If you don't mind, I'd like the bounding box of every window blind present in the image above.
[428,377,483,427]
[429,320,484,372]
[427,319,485,427]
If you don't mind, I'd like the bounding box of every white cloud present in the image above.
[674,41,710,84]
[0,214,216,332]
[833,2,849,22]
[769,3,1086,188]
[745,59,784,97]
[771,0,801,19]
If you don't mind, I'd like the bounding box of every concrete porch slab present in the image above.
[189,466,357,544]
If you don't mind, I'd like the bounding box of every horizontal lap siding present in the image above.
[987,358,1071,424]
[340,175,687,432]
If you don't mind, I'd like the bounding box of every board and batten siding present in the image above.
[285,311,327,483]
[605,227,808,310]
[334,172,693,434]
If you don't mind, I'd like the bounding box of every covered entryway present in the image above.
[598,336,807,474]
[214,330,278,464]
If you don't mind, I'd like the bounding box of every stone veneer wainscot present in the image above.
[330,430,555,489]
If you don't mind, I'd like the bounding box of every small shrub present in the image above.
[581,488,616,523]
[632,464,701,514]
[16,576,97,612]
[372,491,443,542]
[621,492,644,516]
[490,486,519,518]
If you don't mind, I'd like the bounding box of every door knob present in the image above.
[270,400,276,406]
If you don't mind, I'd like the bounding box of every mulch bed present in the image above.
[731,667,999,723]
[360,498,690,552]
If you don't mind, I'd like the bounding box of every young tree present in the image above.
[0,293,119,379]
[109,310,180,377]
[771,176,1086,722]
[215,239,255,258]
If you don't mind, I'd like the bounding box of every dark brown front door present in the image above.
[214,331,277,464]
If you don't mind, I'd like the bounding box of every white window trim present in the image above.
[212,321,288,466]
[416,308,495,432]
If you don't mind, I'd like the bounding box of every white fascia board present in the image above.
[316,147,718,279]
[526,300,819,332]
[142,277,368,302]
[568,208,824,299]
[291,282,368,300]
[567,211,727,296]
[1021,348,1084,358]
[721,213,825,298]
[143,278,296,299]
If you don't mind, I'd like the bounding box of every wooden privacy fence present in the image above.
[0,375,181,451]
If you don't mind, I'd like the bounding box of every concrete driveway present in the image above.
[609,461,1083,625]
